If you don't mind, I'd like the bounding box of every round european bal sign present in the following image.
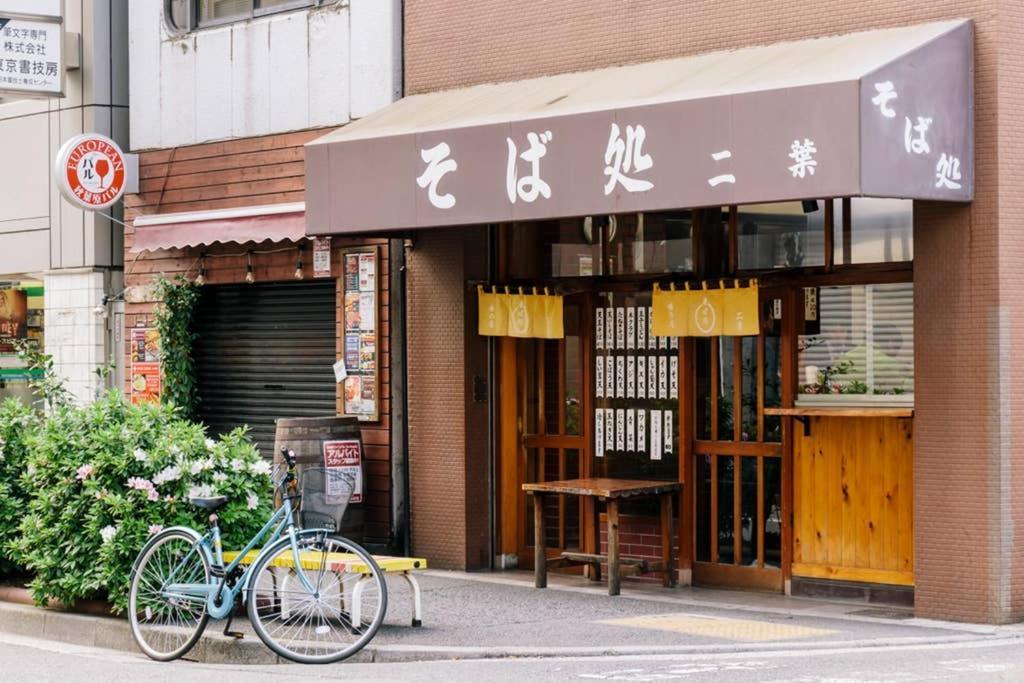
[54,134,127,210]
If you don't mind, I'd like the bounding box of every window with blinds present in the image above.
[797,283,914,405]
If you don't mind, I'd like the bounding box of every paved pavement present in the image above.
[2,630,1024,682]
[0,569,1017,666]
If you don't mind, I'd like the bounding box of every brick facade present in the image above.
[405,1,1024,622]
[123,130,395,545]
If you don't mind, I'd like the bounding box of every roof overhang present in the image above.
[305,19,973,236]
[130,203,306,252]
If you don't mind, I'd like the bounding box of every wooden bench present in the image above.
[224,550,428,627]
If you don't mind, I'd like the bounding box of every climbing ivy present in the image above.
[153,275,200,419]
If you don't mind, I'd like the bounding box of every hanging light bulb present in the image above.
[195,254,207,286]
[245,251,255,284]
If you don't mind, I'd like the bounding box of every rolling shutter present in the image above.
[193,281,337,457]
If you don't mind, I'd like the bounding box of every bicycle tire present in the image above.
[128,528,211,662]
[246,531,388,664]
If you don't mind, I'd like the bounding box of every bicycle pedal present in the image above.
[223,630,245,640]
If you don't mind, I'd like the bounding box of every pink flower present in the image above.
[76,464,94,481]
[148,524,163,535]
[126,477,155,492]
[147,488,160,502]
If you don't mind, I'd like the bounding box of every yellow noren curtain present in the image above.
[479,286,564,339]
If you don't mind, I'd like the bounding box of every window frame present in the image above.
[165,0,319,34]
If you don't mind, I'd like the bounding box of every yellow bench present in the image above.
[224,550,428,627]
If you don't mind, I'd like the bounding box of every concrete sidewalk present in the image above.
[0,570,1017,665]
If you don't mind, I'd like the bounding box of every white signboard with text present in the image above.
[0,14,63,98]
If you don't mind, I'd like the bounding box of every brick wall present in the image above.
[598,514,681,583]
[123,130,394,544]
[404,1,1024,622]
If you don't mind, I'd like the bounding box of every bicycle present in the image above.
[128,447,388,664]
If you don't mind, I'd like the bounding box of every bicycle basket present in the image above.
[299,467,356,532]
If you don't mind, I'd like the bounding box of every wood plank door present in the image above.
[515,293,591,568]
[690,305,785,590]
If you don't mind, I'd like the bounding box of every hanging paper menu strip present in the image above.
[658,356,668,399]
[595,307,604,350]
[616,356,625,399]
[605,356,615,397]
[647,306,656,349]
[670,356,678,399]
[595,354,605,398]
[595,409,605,458]
[637,306,647,349]
[605,408,615,454]
[637,354,647,398]
[616,307,625,349]
[650,410,663,461]
[626,356,636,399]
[616,409,625,451]
[626,307,636,349]
[627,409,636,452]
[647,356,657,400]
[663,411,673,455]
[637,409,647,456]
[605,307,615,349]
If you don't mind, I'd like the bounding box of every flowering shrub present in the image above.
[0,398,38,575]
[9,391,274,613]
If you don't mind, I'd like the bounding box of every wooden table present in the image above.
[522,478,682,596]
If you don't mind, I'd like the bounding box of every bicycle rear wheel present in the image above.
[246,531,388,664]
[129,529,211,661]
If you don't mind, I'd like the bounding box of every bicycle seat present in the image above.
[188,495,228,511]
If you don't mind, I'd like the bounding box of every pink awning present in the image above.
[130,205,305,252]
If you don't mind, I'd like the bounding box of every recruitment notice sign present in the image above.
[0,7,64,98]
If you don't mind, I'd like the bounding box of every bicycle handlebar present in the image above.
[280,446,297,468]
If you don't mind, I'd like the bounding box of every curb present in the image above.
[0,600,1013,666]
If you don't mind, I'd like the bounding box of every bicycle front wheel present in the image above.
[129,529,211,661]
[246,532,388,664]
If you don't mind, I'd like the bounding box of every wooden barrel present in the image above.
[273,416,364,540]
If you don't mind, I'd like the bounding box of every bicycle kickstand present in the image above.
[222,612,245,639]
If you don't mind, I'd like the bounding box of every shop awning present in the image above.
[305,19,973,236]
[130,203,305,252]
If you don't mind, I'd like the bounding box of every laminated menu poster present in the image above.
[130,327,161,405]
[342,249,379,420]
[322,439,363,504]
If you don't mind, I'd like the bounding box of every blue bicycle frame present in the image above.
[159,494,321,620]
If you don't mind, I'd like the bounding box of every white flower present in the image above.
[229,458,245,473]
[26,463,36,476]
[246,492,259,510]
[169,445,182,457]
[148,524,163,535]
[188,484,215,499]
[250,460,272,476]
[133,448,148,462]
[100,525,117,544]
[188,458,213,475]
[205,438,216,450]
[213,472,227,483]
[153,465,182,486]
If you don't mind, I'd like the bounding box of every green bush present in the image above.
[9,392,274,613]
[0,398,38,576]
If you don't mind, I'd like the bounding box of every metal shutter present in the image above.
[193,281,337,457]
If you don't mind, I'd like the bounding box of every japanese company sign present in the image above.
[54,134,127,210]
[0,14,63,97]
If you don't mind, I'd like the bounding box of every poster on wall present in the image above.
[0,288,27,353]
[130,327,161,404]
[341,248,380,421]
[322,439,363,504]
[313,237,332,278]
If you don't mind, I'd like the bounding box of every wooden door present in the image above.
[690,317,785,590]
[514,294,591,567]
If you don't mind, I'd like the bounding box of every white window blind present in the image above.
[798,283,914,403]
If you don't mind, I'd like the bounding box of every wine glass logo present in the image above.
[78,152,112,192]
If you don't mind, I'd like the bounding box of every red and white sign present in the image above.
[54,134,127,210]
[322,439,363,504]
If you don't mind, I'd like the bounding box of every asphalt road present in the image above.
[1,631,1023,682]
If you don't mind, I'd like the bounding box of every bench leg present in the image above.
[607,499,620,596]
[402,571,423,627]
[533,493,547,588]
[350,575,370,634]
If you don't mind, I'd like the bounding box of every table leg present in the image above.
[607,499,620,596]
[533,493,547,588]
[661,493,675,587]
